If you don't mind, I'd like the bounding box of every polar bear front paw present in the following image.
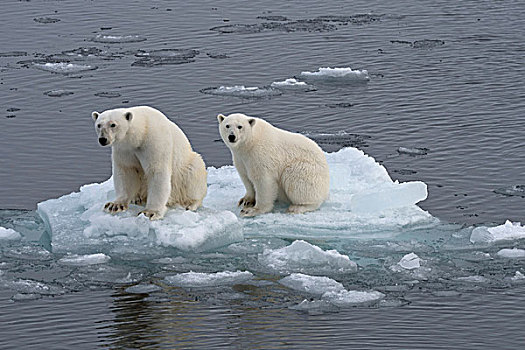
[238,196,255,208]
[138,209,163,220]
[104,201,129,214]
[240,206,270,217]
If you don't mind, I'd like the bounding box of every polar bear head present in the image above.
[217,113,256,149]
[92,109,134,146]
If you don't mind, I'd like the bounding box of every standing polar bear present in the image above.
[217,113,329,217]
[92,106,207,220]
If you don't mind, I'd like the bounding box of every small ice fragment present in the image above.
[321,289,385,306]
[33,62,97,74]
[350,181,427,213]
[44,89,74,97]
[300,67,369,83]
[200,85,282,99]
[397,252,421,270]
[164,270,253,287]
[58,253,110,266]
[279,273,345,295]
[397,147,429,156]
[125,283,161,294]
[511,271,525,281]
[11,293,42,301]
[0,227,22,240]
[270,78,307,87]
[259,240,357,274]
[455,275,488,283]
[496,248,525,259]
[91,34,147,43]
[470,220,525,244]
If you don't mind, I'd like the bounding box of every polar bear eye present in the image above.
[237,125,242,129]
[97,124,101,128]
[225,124,230,129]
[110,123,116,128]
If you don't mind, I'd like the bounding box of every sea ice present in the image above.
[200,85,282,99]
[258,240,357,274]
[300,67,370,83]
[33,62,97,74]
[0,227,21,241]
[396,252,421,270]
[511,271,525,282]
[37,147,431,254]
[470,220,525,244]
[58,253,111,266]
[125,283,162,294]
[164,270,253,287]
[496,248,525,259]
[91,34,147,43]
[321,289,385,307]
[279,273,345,295]
[37,179,243,253]
[270,78,315,91]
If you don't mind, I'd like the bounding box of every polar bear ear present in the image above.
[248,118,256,127]
[124,112,133,121]
[92,111,99,121]
[217,114,225,123]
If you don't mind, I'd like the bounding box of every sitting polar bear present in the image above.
[217,113,329,217]
[92,106,207,220]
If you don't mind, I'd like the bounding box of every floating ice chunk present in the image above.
[0,227,21,241]
[11,293,42,302]
[33,62,97,74]
[91,34,147,43]
[496,248,525,259]
[200,85,282,99]
[511,271,525,282]
[397,147,429,156]
[300,67,369,83]
[164,270,253,287]
[494,185,525,197]
[44,89,74,97]
[397,252,421,270]
[470,221,525,244]
[258,240,357,274]
[279,273,345,295]
[455,275,488,283]
[58,253,110,266]
[0,278,65,295]
[350,181,427,214]
[206,147,432,238]
[270,78,315,91]
[125,283,161,294]
[321,289,385,307]
[37,178,243,253]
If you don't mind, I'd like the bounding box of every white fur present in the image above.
[92,106,207,220]
[217,113,329,217]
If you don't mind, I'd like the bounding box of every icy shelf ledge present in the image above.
[37,147,432,253]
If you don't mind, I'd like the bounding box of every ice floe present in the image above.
[258,240,357,274]
[395,252,421,270]
[496,248,525,259]
[58,253,111,266]
[279,273,344,295]
[470,220,525,244]
[200,85,282,99]
[0,227,21,241]
[300,67,370,83]
[33,62,97,74]
[91,34,147,43]
[37,147,431,254]
[270,78,316,91]
[164,270,253,287]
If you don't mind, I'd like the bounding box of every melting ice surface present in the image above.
[300,67,370,83]
[4,146,525,311]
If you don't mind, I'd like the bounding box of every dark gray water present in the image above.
[1,0,525,348]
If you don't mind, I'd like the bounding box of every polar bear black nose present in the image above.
[228,135,236,143]
[99,137,108,146]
